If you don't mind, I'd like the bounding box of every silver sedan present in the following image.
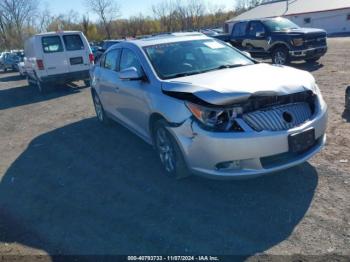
[90,33,327,179]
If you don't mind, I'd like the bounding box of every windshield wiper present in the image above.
[203,64,248,73]
[164,71,201,79]
[163,64,248,79]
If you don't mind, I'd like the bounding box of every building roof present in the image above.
[227,0,350,22]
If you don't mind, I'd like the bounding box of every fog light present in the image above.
[216,160,241,170]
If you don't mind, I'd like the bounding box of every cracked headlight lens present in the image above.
[186,102,243,131]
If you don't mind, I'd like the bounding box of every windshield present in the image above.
[263,18,300,32]
[144,39,254,80]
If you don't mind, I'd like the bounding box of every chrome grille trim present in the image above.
[242,102,312,132]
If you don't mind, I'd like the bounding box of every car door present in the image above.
[97,48,122,115]
[62,33,90,73]
[230,22,248,49]
[245,21,269,56]
[41,35,68,76]
[112,48,151,140]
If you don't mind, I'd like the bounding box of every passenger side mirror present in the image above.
[119,67,143,81]
[256,32,265,38]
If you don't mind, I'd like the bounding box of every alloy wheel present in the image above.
[93,93,104,122]
[155,127,176,173]
[274,50,286,65]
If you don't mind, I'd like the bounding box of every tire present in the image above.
[272,47,290,65]
[84,80,90,87]
[92,90,110,125]
[153,119,190,179]
[27,76,35,87]
[36,79,46,94]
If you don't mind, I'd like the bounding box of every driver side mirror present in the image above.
[119,67,144,81]
[256,32,266,38]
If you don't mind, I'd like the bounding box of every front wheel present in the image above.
[272,47,289,65]
[153,120,190,179]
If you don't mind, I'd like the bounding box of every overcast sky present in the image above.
[46,0,237,20]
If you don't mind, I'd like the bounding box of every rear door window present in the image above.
[232,22,248,37]
[63,35,84,51]
[42,36,64,53]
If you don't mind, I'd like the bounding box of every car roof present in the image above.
[126,32,210,47]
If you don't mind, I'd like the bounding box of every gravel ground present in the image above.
[0,38,349,261]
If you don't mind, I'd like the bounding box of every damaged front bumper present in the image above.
[167,99,328,179]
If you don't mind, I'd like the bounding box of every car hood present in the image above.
[272,28,327,37]
[161,63,316,106]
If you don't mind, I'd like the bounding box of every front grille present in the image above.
[304,37,326,48]
[242,102,312,132]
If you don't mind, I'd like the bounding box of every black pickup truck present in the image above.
[214,17,327,65]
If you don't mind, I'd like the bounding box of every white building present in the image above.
[226,0,350,35]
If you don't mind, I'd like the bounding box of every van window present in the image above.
[42,36,64,53]
[63,35,84,51]
[103,49,121,71]
[120,49,142,72]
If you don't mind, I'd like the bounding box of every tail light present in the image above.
[89,53,94,64]
[36,59,44,70]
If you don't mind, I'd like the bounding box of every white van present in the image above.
[24,31,94,93]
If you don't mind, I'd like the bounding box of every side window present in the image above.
[42,36,64,53]
[120,49,142,72]
[63,35,84,51]
[304,18,311,24]
[232,22,248,37]
[248,22,265,36]
[103,49,121,71]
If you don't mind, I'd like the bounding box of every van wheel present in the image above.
[272,47,289,65]
[92,91,110,125]
[36,79,46,94]
[153,119,190,179]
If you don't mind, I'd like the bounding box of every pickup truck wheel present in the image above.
[272,47,289,65]
[92,91,110,125]
[153,119,190,179]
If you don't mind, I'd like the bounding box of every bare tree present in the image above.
[0,0,38,48]
[84,0,121,39]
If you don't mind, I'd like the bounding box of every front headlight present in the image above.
[292,38,304,47]
[186,102,243,132]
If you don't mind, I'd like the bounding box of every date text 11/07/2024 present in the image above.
[127,256,220,261]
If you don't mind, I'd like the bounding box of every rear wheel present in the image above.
[153,119,190,179]
[92,91,110,125]
[272,47,289,65]
[36,79,46,93]
[84,80,90,87]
